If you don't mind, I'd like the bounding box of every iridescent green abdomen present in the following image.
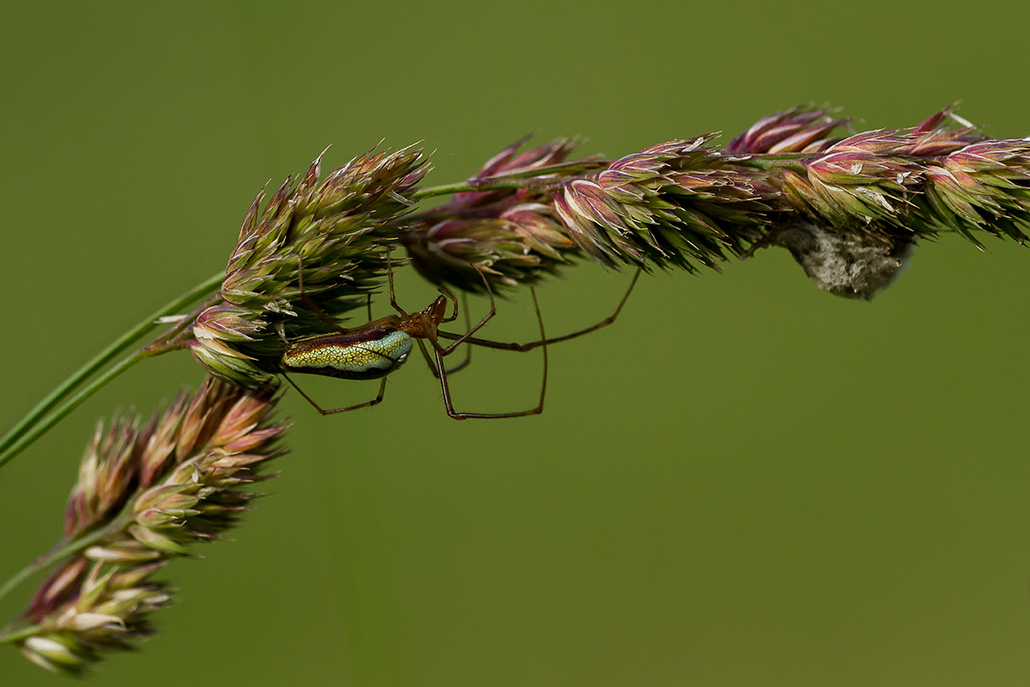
[282,326,412,380]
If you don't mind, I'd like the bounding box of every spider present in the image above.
[279,256,640,420]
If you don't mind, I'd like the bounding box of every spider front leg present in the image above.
[416,290,473,380]
[400,267,503,376]
[432,268,499,357]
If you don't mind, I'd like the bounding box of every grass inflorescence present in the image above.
[3,104,1029,675]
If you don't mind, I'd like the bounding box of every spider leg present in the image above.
[436,287,548,420]
[426,267,498,357]
[292,254,354,334]
[414,338,441,379]
[282,372,387,414]
[436,267,641,352]
[385,251,410,317]
[444,290,473,374]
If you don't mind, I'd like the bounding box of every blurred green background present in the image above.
[3,2,1030,685]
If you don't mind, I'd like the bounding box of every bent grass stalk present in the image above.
[0,271,226,471]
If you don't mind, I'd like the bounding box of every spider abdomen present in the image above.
[282,327,412,380]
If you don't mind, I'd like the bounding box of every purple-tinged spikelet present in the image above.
[191,147,428,388]
[401,138,599,290]
[14,378,285,675]
[726,106,849,154]
[554,137,777,270]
